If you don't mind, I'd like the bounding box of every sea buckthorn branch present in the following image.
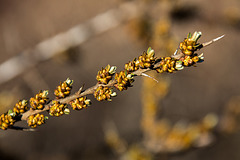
[0,31,224,131]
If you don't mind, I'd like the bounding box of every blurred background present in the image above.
[0,0,240,159]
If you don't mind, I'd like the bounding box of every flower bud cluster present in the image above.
[114,71,134,91]
[136,47,156,69]
[49,101,69,117]
[156,57,176,73]
[13,100,29,114]
[94,86,116,101]
[27,114,46,128]
[54,78,73,99]
[70,96,91,110]
[30,90,49,110]
[96,65,117,84]
[0,112,15,130]
[0,100,29,130]
[125,59,139,73]
[179,32,202,56]
[179,54,201,67]
[173,32,204,70]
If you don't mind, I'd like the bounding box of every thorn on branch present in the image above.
[141,73,159,83]
[202,35,225,47]
[77,84,85,95]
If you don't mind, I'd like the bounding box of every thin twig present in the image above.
[20,35,224,122]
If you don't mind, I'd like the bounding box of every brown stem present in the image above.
[20,34,224,122]
[20,67,153,120]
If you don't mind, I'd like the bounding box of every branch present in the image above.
[0,31,224,130]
